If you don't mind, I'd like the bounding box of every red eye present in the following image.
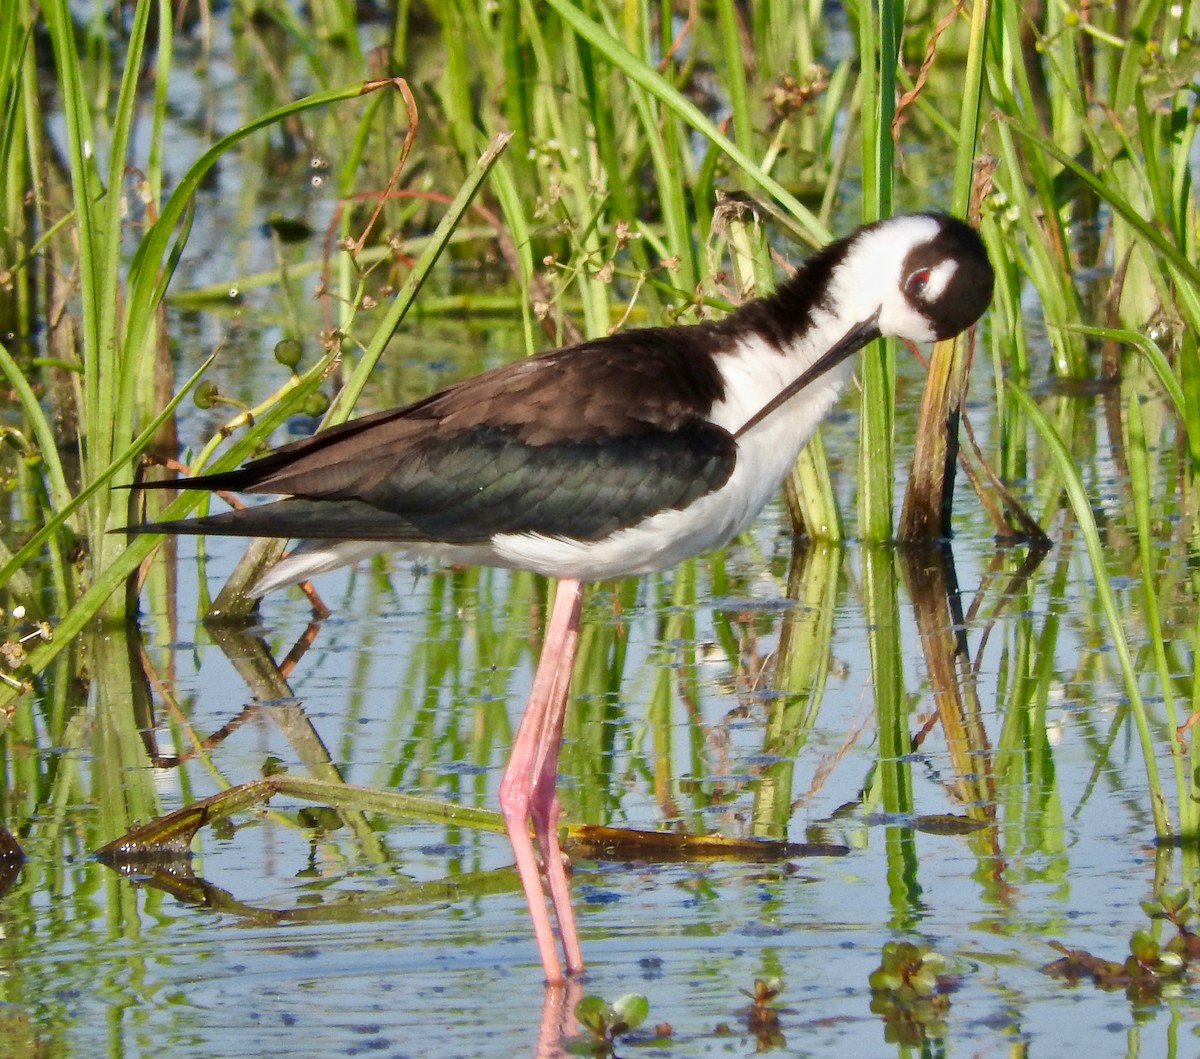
[906,267,932,297]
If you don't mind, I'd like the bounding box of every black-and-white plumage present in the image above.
[129,212,993,984]
[135,213,992,591]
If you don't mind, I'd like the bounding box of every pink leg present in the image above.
[498,577,585,983]
[530,683,583,973]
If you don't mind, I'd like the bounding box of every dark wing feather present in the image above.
[364,423,736,541]
[132,329,738,542]
[132,422,736,543]
[130,498,424,541]
[138,328,729,498]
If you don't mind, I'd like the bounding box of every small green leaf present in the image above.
[1129,930,1158,962]
[870,969,903,991]
[574,996,609,1036]
[610,993,649,1032]
[910,969,938,996]
[1158,950,1185,973]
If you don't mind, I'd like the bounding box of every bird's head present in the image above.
[729,215,993,439]
[836,213,995,344]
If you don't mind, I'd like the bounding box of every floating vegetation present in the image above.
[869,941,957,1047]
[564,993,652,1057]
[738,977,787,1050]
[1043,888,1199,1004]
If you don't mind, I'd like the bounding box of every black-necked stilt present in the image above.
[130,212,993,983]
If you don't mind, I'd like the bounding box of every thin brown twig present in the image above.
[658,0,697,72]
[351,78,419,256]
[893,0,967,141]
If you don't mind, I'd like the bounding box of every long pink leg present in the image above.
[498,577,585,983]
[529,673,583,973]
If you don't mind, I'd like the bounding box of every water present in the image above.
[5,463,1196,1055]
[4,9,1199,1057]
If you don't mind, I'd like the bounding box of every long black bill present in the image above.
[733,310,882,439]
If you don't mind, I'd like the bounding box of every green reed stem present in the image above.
[854,0,901,541]
[543,0,828,244]
[1012,383,1171,838]
[952,0,988,207]
[860,543,911,818]
[715,0,752,158]
[1127,396,1198,838]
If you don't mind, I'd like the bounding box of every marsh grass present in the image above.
[1,0,1199,1038]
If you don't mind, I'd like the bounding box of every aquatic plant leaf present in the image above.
[95,780,275,861]
[565,824,848,862]
[609,994,649,1033]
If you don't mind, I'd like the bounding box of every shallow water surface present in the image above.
[5,9,1198,1054]
[6,460,1199,1056]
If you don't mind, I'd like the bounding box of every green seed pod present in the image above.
[274,338,302,369]
[303,391,331,417]
[194,380,219,409]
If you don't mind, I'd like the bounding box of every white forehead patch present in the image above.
[829,217,940,309]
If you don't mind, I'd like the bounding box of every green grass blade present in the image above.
[1007,115,1200,292]
[542,0,828,243]
[1009,382,1171,838]
[1066,325,1185,421]
[0,355,215,593]
[1126,395,1196,838]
